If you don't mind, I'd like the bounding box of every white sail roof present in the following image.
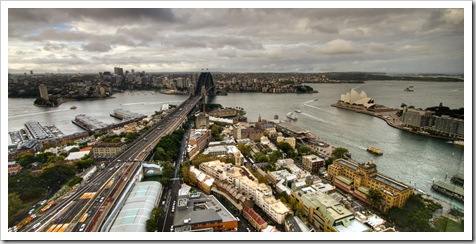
[340,89,375,108]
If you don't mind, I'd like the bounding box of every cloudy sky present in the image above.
[7,6,465,74]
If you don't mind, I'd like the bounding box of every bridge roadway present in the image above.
[23,95,202,233]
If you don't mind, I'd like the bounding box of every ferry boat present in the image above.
[366,147,383,156]
[294,110,302,113]
[70,106,77,109]
[286,112,298,120]
[453,140,464,147]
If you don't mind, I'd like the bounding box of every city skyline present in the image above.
[5,3,465,74]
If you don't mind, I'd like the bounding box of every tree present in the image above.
[16,153,36,167]
[8,193,23,221]
[238,144,252,157]
[368,188,384,209]
[146,218,157,232]
[298,146,312,155]
[331,147,349,159]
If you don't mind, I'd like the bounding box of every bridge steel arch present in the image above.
[194,72,215,96]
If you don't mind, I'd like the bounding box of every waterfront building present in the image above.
[402,107,435,128]
[187,129,211,159]
[73,114,109,131]
[172,184,238,232]
[327,158,412,212]
[24,121,50,140]
[433,115,464,137]
[293,190,370,232]
[111,109,145,120]
[39,84,49,100]
[340,89,375,108]
[92,142,126,159]
[302,155,325,173]
[208,108,238,118]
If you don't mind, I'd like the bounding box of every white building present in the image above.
[199,160,292,224]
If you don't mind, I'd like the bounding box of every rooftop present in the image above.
[110,181,162,232]
[275,121,309,135]
[173,193,237,228]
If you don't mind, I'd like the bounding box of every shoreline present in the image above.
[331,102,462,142]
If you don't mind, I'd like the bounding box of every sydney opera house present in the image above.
[340,89,375,108]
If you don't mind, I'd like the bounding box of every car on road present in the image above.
[162,201,166,206]
[79,223,86,232]
[32,222,42,230]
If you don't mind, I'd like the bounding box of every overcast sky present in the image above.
[7,7,464,74]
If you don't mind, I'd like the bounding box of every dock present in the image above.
[431,181,464,202]
[450,172,464,186]
[72,114,109,132]
[110,109,146,120]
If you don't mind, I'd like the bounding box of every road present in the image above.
[158,126,191,232]
[21,95,202,233]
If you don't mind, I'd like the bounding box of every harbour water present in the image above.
[7,80,465,209]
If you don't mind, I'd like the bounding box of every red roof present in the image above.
[243,206,266,226]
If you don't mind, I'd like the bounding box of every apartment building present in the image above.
[328,158,412,212]
[199,160,292,224]
[92,142,126,159]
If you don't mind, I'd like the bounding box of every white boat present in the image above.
[453,140,464,147]
[286,112,297,120]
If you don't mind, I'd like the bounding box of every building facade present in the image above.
[92,142,126,159]
[302,155,325,173]
[199,160,292,224]
[39,84,49,100]
[188,129,211,159]
[328,159,412,212]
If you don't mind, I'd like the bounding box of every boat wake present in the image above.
[301,112,324,122]
[9,108,70,119]
[303,99,315,104]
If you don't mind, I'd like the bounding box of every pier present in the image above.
[72,114,109,132]
[431,181,464,202]
[110,109,146,120]
[450,172,464,186]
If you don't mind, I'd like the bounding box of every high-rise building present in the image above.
[39,84,49,100]
[114,67,124,76]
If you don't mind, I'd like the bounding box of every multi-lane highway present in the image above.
[22,94,203,233]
